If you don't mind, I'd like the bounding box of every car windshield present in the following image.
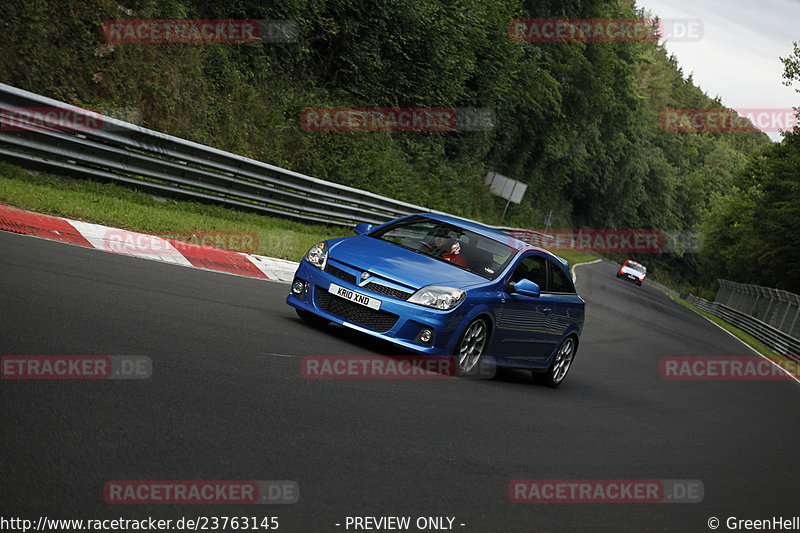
[369,216,516,279]
[626,262,644,272]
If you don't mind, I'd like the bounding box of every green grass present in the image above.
[0,162,607,269]
[550,249,599,276]
[673,295,785,361]
[0,163,350,261]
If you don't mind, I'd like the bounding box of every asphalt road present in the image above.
[2,230,799,533]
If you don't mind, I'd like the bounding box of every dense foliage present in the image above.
[2,0,793,292]
[699,42,800,293]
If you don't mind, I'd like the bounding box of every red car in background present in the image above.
[617,260,646,286]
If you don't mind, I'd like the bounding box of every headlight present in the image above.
[304,241,329,269]
[408,286,466,310]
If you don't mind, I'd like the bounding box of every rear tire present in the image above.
[533,336,577,388]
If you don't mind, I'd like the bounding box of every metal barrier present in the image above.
[0,83,447,227]
[715,279,800,339]
[0,83,547,239]
[687,294,800,361]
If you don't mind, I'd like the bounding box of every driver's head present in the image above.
[433,228,452,248]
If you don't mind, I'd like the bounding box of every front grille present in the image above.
[325,264,357,285]
[326,263,411,301]
[364,282,412,301]
[317,289,399,332]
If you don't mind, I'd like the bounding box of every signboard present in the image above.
[485,172,527,204]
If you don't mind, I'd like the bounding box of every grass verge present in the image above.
[672,295,784,361]
[0,163,606,268]
[0,163,351,261]
[552,249,600,275]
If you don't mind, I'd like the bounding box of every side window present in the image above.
[549,260,575,293]
[511,255,547,290]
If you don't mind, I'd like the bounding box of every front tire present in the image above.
[534,336,577,388]
[454,318,489,377]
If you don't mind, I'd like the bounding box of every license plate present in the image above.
[329,283,381,310]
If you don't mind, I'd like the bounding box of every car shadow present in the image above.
[491,366,536,384]
[284,312,572,387]
[282,312,406,356]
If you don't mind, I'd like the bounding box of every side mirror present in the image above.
[353,223,373,235]
[511,279,541,298]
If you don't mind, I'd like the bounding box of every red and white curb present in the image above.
[0,204,298,282]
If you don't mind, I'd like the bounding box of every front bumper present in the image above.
[619,271,644,283]
[285,260,467,355]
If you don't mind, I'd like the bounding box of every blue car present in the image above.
[286,214,585,387]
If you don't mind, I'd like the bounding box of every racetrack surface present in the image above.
[2,230,799,532]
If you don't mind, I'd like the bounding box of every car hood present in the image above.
[328,236,486,290]
[621,266,645,278]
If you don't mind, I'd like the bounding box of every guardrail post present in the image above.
[778,295,792,331]
[763,296,775,326]
[789,306,800,338]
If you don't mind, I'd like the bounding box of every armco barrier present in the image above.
[0,83,547,241]
[0,83,428,227]
[715,279,800,339]
[687,294,800,362]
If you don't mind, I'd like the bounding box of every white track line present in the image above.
[571,257,799,384]
[679,301,800,385]
[571,258,602,283]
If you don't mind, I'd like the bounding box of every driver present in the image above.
[431,229,467,266]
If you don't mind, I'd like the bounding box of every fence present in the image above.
[715,279,800,340]
[687,294,800,362]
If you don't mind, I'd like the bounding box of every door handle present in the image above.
[543,307,552,313]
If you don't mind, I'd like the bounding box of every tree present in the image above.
[780,41,800,93]
[700,41,800,292]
